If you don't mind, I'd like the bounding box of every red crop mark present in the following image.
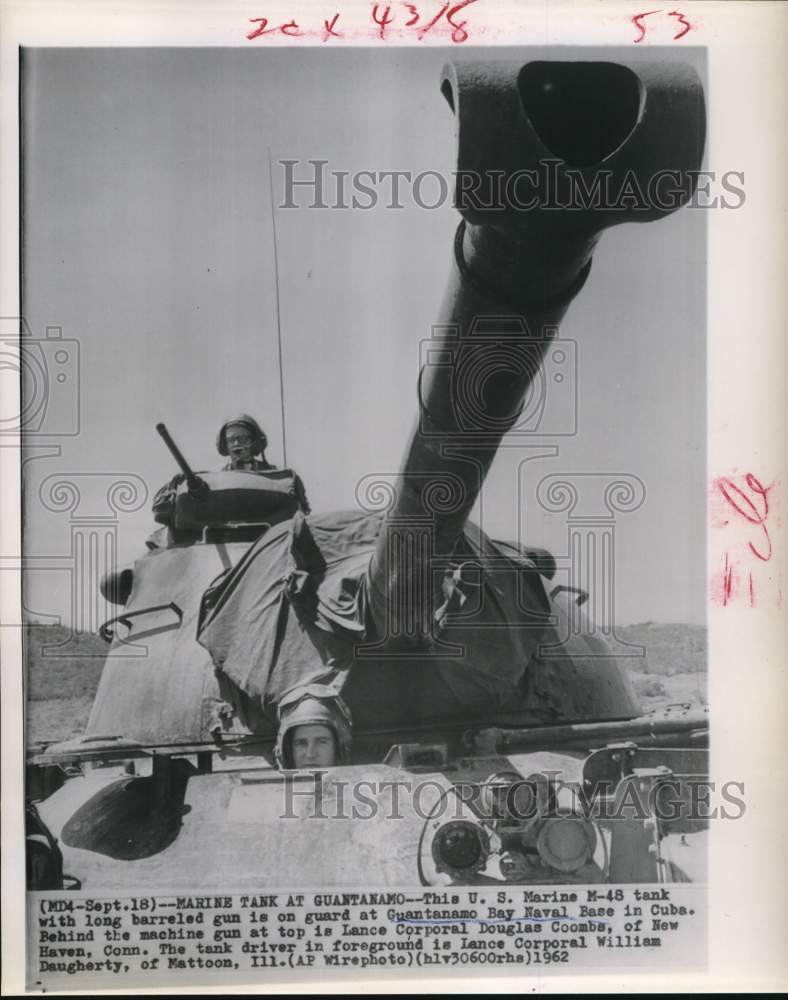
[748,571,755,607]
[668,9,692,39]
[632,9,661,43]
[716,473,773,561]
[322,12,342,39]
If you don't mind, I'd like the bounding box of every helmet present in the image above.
[275,688,352,769]
[216,414,268,457]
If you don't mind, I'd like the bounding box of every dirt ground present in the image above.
[26,696,96,746]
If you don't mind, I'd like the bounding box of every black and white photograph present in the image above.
[2,1,786,994]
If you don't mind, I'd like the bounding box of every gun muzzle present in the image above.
[364,59,706,646]
[155,423,205,494]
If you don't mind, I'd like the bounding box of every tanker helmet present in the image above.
[216,414,268,457]
[275,690,352,770]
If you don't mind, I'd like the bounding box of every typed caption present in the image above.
[29,885,706,988]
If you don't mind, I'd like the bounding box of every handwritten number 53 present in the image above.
[632,10,692,43]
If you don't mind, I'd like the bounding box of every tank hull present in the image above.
[35,741,707,890]
[88,542,252,746]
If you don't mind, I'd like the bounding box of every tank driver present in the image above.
[274,689,352,770]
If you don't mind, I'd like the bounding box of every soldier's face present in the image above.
[290,724,337,768]
[225,425,255,468]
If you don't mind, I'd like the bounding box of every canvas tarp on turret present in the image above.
[196,510,559,732]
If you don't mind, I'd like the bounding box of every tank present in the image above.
[27,58,708,892]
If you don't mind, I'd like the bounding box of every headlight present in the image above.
[536,815,597,872]
[431,819,489,878]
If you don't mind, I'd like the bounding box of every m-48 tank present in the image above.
[28,58,708,892]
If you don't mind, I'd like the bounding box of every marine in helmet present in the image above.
[217,414,310,512]
[150,414,310,533]
[275,688,352,770]
[216,414,274,473]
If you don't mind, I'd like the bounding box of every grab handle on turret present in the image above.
[155,423,207,496]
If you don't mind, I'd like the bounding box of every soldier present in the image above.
[274,689,352,770]
[216,414,275,473]
[151,413,310,530]
[217,414,311,512]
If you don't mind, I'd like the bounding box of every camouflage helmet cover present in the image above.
[275,689,352,769]
[216,414,268,457]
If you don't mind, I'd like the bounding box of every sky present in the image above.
[19,45,707,627]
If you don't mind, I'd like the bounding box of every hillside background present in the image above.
[22,622,707,746]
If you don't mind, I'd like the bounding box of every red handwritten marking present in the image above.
[668,9,692,39]
[247,17,272,39]
[414,0,478,42]
[710,551,735,607]
[247,4,477,42]
[416,1,449,38]
[403,2,420,26]
[372,3,394,37]
[716,474,773,561]
[631,8,691,42]
[711,474,780,608]
[322,12,342,39]
[247,16,301,38]
[723,552,734,606]
[632,9,661,43]
[445,0,478,43]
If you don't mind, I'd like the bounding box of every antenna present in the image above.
[267,147,288,468]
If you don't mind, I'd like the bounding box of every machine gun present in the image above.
[151,422,302,538]
[155,422,209,498]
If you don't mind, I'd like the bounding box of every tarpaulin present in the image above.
[196,510,555,732]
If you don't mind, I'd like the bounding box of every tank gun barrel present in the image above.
[155,423,205,494]
[365,59,705,643]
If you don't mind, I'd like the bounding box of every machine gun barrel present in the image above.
[155,423,204,493]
